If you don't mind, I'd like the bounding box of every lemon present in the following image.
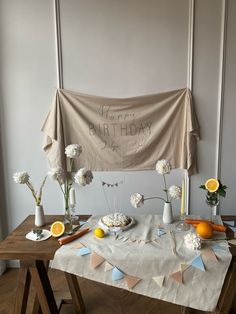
[94,228,105,238]
[50,221,65,237]
[205,178,220,193]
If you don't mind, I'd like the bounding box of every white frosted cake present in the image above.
[101,212,132,228]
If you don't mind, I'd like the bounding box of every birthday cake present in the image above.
[101,212,132,228]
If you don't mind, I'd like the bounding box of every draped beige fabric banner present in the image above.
[42,88,199,175]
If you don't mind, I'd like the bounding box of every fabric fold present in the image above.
[42,88,199,175]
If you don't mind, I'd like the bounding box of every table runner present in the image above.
[51,215,232,311]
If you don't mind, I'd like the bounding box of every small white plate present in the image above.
[25,229,51,242]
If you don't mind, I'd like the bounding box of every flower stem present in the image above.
[26,182,38,204]
[144,196,166,202]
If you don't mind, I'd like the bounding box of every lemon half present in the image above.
[50,221,65,237]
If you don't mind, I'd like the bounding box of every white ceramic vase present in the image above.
[162,202,173,224]
[35,205,45,227]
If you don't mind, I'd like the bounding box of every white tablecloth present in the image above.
[51,215,232,311]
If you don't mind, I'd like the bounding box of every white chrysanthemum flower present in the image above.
[184,232,202,250]
[74,168,93,186]
[65,144,82,158]
[130,193,144,208]
[169,185,182,199]
[48,168,65,182]
[13,171,29,184]
[155,159,171,175]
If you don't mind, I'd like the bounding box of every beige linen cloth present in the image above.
[51,215,232,311]
[41,88,199,175]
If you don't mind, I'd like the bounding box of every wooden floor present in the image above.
[0,268,235,314]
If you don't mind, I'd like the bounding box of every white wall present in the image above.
[0,0,236,241]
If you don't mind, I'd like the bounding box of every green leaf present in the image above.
[218,189,226,197]
[199,185,206,190]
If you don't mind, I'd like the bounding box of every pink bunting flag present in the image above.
[72,242,84,249]
[124,275,141,289]
[170,270,183,284]
[90,252,105,269]
[104,261,113,272]
[201,247,218,262]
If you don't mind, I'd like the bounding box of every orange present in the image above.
[205,178,220,193]
[196,222,213,239]
[94,228,105,238]
[50,221,65,237]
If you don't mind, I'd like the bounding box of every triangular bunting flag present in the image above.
[170,270,182,283]
[76,247,91,256]
[152,275,165,287]
[223,220,235,227]
[124,275,141,289]
[112,267,125,281]
[90,252,105,269]
[104,261,113,272]
[156,229,166,237]
[79,221,87,226]
[72,242,84,249]
[201,247,218,262]
[229,226,236,232]
[212,244,227,253]
[191,255,205,271]
[180,263,190,273]
[228,239,236,246]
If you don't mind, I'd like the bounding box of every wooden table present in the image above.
[0,215,235,314]
[0,215,89,314]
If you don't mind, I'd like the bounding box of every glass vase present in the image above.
[175,213,190,231]
[64,206,73,235]
[206,199,219,222]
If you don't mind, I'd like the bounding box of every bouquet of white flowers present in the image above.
[130,159,182,224]
[13,172,47,206]
[130,159,181,208]
[48,144,93,233]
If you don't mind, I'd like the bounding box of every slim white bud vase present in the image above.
[162,202,173,224]
[35,205,45,227]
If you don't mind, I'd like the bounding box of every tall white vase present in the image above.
[162,202,173,224]
[35,205,45,227]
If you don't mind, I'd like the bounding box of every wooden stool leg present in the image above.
[29,260,59,314]
[14,264,31,314]
[65,272,85,314]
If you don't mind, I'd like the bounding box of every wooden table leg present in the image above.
[213,261,236,314]
[14,262,31,314]
[65,272,85,314]
[29,260,59,314]
[32,261,49,314]
[180,307,193,313]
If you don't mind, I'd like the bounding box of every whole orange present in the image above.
[196,222,213,239]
